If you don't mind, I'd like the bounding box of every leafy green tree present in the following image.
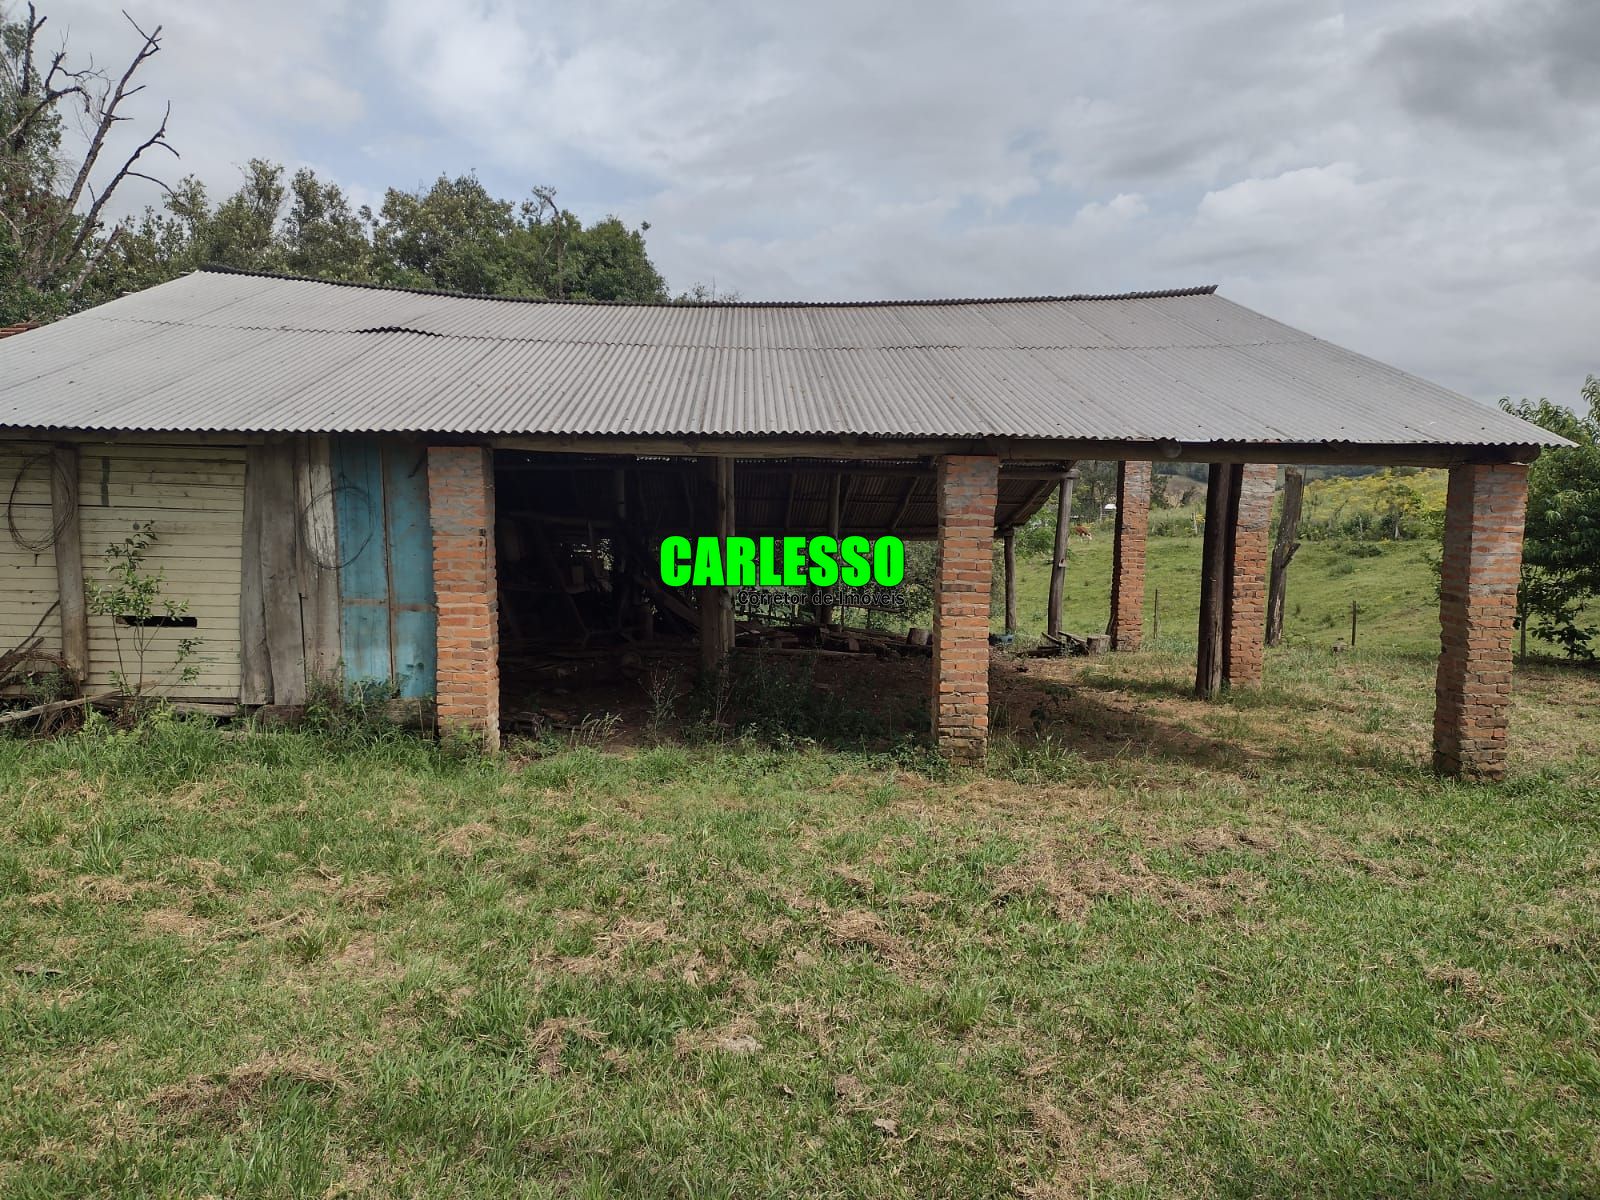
[368,173,517,294]
[80,175,211,301]
[368,175,666,301]
[199,159,287,271]
[1502,377,1600,659]
[283,168,371,281]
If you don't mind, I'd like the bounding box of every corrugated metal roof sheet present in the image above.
[0,269,1561,448]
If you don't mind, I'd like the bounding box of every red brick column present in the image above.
[932,455,999,764]
[1223,463,1276,686]
[428,446,500,749]
[1108,461,1151,650]
[1433,463,1528,780]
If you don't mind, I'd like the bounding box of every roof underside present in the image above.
[0,269,1559,450]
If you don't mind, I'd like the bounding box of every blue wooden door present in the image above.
[331,437,437,698]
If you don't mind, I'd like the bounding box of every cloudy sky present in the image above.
[30,0,1600,407]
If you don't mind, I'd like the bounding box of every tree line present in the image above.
[2,4,670,327]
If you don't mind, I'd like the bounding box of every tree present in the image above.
[369,173,516,294]
[2,2,672,315]
[199,158,285,271]
[1,4,174,320]
[1072,460,1116,521]
[283,167,369,281]
[1501,377,1600,659]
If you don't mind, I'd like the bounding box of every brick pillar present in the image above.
[1223,463,1276,686]
[1107,461,1151,650]
[1433,463,1528,780]
[428,446,500,749]
[932,455,999,764]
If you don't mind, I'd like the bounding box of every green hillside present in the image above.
[998,536,1494,658]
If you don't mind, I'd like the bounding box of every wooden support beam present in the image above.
[889,476,919,532]
[722,458,737,653]
[699,456,735,678]
[1008,474,1062,530]
[258,444,308,706]
[486,433,1543,469]
[1002,530,1018,635]
[293,435,340,682]
[1195,463,1236,698]
[48,444,87,685]
[239,446,272,705]
[1046,472,1076,640]
[1266,466,1304,647]
[819,471,843,628]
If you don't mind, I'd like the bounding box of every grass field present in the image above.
[3,642,1598,1197]
[1000,533,1527,658]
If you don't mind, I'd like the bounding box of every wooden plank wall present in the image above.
[329,436,437,699]
[6,434,439,707]
[78,443,246,699]
[0,442,64,683]
[239,437,341,705]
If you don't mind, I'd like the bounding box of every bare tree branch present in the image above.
[5,18,90,155]
[57,99,175,281]
[7,8,173,292]
[67,221,121,294]
[31,14,163,271]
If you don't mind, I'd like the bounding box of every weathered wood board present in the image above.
[331,436,437,699]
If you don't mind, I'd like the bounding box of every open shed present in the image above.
[0,268,1563,778]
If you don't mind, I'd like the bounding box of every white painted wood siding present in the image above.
[0,442,62,681]
[77,443,246,699]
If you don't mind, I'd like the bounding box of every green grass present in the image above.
[3,648,1598,1198]
[998,534,1546,657]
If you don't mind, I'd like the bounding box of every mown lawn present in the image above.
[2,645,1598,1198]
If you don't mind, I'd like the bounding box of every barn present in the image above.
[0,267,1562,778]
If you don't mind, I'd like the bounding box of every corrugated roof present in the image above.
[0,268,1562,448]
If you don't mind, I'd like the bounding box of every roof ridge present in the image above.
[193,265,1218,308]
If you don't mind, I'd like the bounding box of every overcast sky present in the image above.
[29,0,1600,407]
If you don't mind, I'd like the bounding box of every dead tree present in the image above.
[2,5,175,297]
[1266,467,1304,647]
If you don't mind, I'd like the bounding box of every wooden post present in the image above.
[1266,466,1303,647]
[1350,600,1358,649]
[1001,530,1017,635]
[721,458,736,653]
[1195,463,1234,698]
[239,446,272,705]
[1046,471,1076,639]
[49,444,87,685]
[1107,461,1152,651]
[699,456,734,678]
[293,435,340,682]
[259,444,308,705]
[819,472,842,628]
